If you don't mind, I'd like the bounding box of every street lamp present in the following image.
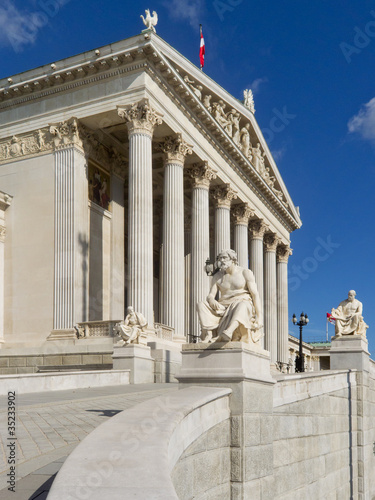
[292,312,309,372]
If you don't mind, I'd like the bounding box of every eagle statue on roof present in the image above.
[140,9,158,32]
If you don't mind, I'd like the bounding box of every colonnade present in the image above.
[118,99,292,365]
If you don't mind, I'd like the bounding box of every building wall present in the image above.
[272,370,375,499]
[2,154,55,345]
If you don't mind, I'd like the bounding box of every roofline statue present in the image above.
[141,9,158,33]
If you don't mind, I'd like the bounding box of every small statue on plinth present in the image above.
[197,249,263,343]
[331,290,368,338]
[114,306,148,346]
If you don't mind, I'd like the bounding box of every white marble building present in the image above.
[0,28,301,366]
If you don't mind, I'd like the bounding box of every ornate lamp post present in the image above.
[292,312,309,372]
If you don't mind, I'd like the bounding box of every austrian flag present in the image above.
[199,24,205,69]
[326,312,336,325]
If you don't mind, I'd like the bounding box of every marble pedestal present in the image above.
[330,335,370,372]
[176,341,273,384]
[176,342,275,498]
[112,344,154,384]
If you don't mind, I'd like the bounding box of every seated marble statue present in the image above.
[197,249,263,343]
[331,290,368,338]
[114,306,148,346]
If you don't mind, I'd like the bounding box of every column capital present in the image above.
[232,203,255,225]
[212,183,237,208]
[264,233,281,252]
[117,98,163,136]
[159,133,193,165]
[249,219,268,239]
[277,244,293,263]
[189,161,217,189]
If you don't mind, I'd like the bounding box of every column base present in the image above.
[329,335,370,371]
[176,341,273,384]
[112,344,154,384]
[47,329,77,342]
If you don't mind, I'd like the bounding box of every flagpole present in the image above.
[326,317,328,342]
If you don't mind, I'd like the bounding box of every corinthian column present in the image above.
[232,203,254,268]
[160,134,192,340]
[249,219,268,346]
[213,184,237,256]
[277,244,292,366]
[264,233,280,363]
[189,162,217,340]
[49,118,89,340]
[0,192,12,345]
[118,99,163,326]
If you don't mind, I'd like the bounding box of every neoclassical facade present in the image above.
[0,28,301,365]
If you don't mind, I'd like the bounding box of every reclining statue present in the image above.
[114,306,148,346]
[197,249,263,343]
[331,290,368,338]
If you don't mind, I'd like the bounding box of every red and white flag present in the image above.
[326,312,336,325]
[199,24,205,69]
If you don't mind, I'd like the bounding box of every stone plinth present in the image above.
[330,335,370,372]
[176,342,275,498]
[177,342,273,384]
[112,344,154,384]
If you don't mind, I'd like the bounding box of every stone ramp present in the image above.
[0,383,178,499]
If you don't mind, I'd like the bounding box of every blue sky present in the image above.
[1,0,375,347]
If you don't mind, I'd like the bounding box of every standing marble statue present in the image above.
[114,306,148,346]
[331,290,368,337]
[197,249,263,343]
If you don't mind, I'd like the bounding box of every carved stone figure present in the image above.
[184,75,203,100]
[252,143,263,172]
[197,249,263,344]
[243,89,255,113]
[140,9,158,32]
[203,94,212,112]
[232,111,241,145]
[240,123,252,158]
[212,100,229,129]
[114,306,148,346]
[331,290,368,338]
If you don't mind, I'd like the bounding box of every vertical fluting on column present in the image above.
[184,214,192,337]
[160,134,192,339]
[213,184,237,256]
[277,245,292,366]
[0,193,12,344]
[233,203,254,268]
[264,233,280,363]
[118,99,163,326]
[249,220,268,347]
[189,163,217,340]
[54,147,75,330]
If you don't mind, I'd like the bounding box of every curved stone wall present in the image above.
[47,386,231,499]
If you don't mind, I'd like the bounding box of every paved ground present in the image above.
[0,383,178,499]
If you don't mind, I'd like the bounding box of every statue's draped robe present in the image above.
[118,312,147,343]
[332,299,362,336]
[197,288,255,340]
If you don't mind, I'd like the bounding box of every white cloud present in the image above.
[249,77,268,94]
[348,97,375,142]
[271,145,287,162]
[0,1,39,51]
[163,0,203,29]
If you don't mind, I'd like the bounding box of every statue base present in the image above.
[112,344,154,384]
[176,341,273,384]
[330,335,370,372]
